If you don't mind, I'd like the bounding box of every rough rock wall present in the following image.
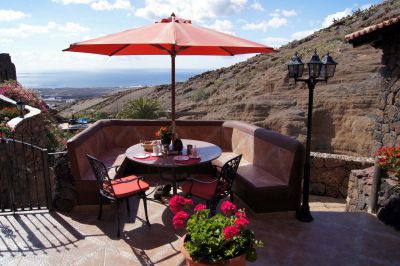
[0,54,16,82]
[346,167,373,212]
[373,31,400,151]
[310,152,374,198]
[346,166,400,230]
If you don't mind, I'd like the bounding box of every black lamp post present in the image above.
[16,100,25,118]
[287,50,337,222]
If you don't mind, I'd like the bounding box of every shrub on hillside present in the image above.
[0,81,48,112]
[116,97,165,119]
[191,88,211,101]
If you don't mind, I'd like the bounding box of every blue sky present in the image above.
[0,0,381,72]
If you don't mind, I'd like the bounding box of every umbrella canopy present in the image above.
[64,13,276,132]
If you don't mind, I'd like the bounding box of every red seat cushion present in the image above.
[182,176,218,200]
[104,175,150,198]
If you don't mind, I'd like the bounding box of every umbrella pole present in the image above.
[171,52,176,137]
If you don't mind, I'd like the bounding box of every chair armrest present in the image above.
[113,176,144,184]
[187,177,218,184]
[107,164,120,172]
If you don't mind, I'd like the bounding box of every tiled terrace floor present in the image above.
[0,192,399,266]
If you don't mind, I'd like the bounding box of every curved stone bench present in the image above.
[67,119,305,213]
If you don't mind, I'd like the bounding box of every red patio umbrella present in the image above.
[64,13,275,132]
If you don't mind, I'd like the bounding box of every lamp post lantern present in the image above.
[16,100,25,118]
[287,50,337,222]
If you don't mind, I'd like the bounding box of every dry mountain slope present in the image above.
[60,0,400,157]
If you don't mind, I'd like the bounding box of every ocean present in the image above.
[17,69,204,89]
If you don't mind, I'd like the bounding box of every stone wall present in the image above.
[0,54,16,83]
[346,166,400,229]
[346,167,373,212]
[373,30,400,151]
[310,152,374,198]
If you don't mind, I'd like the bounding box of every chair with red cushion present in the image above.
[182,154,242,214]
[86,154,150,238]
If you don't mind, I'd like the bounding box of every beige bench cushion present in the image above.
[83,148,126,180]
[213,152,287,189]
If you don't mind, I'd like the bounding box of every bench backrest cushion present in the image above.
[223,121,303,185]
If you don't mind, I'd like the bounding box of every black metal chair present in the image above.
[86,154,150,238]
[182,154,242,214]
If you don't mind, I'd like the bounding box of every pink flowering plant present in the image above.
[169,195,263,263]
[0,81,48,112]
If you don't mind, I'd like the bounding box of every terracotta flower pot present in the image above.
[180,235,246,266]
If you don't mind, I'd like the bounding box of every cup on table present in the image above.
[187,144,193,155]
[153,143,160,154]
[191,145,198,158]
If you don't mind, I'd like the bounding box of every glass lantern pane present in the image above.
[288,65,298,78]
[308,63,321,78]
[298,64,304,77]
[327,64,336,78]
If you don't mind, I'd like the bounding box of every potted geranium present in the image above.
[375,146,400,179]
[169,195,263,266]
[156,126,173,145]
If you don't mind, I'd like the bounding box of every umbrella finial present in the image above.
[171,12,176,17]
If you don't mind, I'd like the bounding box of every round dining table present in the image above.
[125,139,222,194]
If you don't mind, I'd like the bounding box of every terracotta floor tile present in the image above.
[0,192,399,266]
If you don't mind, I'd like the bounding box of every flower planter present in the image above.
[180,235,246,266]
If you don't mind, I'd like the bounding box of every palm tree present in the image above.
[116,97,165,119]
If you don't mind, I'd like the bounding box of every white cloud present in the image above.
[250,1,264,12]
[291,29,317,40]
[360,3,373,10]
[52,0,95,4]
[0,22,89,42]
[205,19,235,35]
[91,0,132,10]
[269,9,297,18]
[282,9,297,17]
[52,0,133,10]
[0,9,29,22]
[134,0,247,21]
[263,37,289,48]
[242,17,287,32]
[322,8,352,27]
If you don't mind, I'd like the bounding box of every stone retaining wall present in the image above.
[345,167,373,212]
[310,152,374,198]
[346,166,400,230]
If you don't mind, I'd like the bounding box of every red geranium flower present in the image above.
[220,201,237,216]
[194,204,206,212]
[169,195,193,213]
[223,225,240,240]
[173,211,189,230]
[235,217,249,228]
[235,210,246,219]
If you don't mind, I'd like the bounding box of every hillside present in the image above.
[59,0,400,157]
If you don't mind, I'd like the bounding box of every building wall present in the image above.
[373,32,400,151]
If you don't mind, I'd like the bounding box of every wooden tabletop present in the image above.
[125,139,222,168]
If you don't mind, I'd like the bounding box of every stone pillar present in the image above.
[373,33,400,151]
[0,54,17,83]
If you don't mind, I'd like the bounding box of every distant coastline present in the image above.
[17,69,205,109]
[17,69,205,89]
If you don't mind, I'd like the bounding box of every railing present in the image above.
[0,137,55,213]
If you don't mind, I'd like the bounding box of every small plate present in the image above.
[151,152,162,157]
[174,155,189,161]
[134,153,150,159]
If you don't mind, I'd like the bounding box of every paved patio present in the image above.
[0,189,399,266]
